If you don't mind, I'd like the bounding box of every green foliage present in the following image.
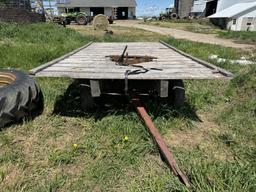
[185,25,218,34]
[0,22,88,70]
[49,149,75,165]
[144,19,220,34]
[0,23,20,38]
[165,38,243,74]
[218,31,256,44]
[217,65,256,163]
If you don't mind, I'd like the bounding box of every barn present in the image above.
[174,0,194,18]
[191,0,218,17]
[208,1,256,31]
[56,0,137,19]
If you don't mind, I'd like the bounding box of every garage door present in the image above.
[117,7,128,19]
[90,7,104,16]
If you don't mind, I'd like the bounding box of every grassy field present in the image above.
[144,20,256,45]
[0,22,255,191]
[218,31,256,44]
[143,19,221,34]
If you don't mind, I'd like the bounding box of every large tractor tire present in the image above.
[171,13,178,19]
[65,18,71,25]
[0,69,44,128]
[76,15,87,25]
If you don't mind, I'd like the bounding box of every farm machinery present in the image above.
[53,12,93,25]
[159,8,177,20]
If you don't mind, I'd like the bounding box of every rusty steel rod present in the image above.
[131,96,191,188]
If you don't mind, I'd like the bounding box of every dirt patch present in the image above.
[0,165,22,189]
[165,114,234,160]
[63,163,85,176]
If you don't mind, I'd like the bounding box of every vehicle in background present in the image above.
[53,11,113,25]
[159,8,177,20]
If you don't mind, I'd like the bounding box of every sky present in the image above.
[40,0,175,17]
[136,0,174,16]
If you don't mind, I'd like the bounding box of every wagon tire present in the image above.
[168,80,185,108]
[0,69,44,128]
[80,81,95,111]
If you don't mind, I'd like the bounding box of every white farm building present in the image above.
[209,1,256,31]
[190,0,256,31]
[56,0,137,19]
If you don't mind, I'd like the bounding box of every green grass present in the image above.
[165,38,250,73]
[218,31,256,44]
[0,22,256,191]
[70,25,165,42]
[143,19,221,34]
[144,20,256,45]
[0,22,88,71]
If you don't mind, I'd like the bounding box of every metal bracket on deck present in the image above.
[90,80,101,97]
[159,80,169,98]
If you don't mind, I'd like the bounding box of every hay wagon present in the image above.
[29,41,233,187]
[30,41,232,109]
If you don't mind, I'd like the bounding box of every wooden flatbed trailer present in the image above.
[30,41,233,108]
[30,41,233,187]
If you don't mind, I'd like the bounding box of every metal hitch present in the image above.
[106,45,157,66]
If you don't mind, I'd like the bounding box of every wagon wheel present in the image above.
[79,80,95,110]
[0,69,44,128]
[168,80,185,108]
[76,15,87,25]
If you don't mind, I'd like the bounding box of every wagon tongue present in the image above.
[131,95,191,188]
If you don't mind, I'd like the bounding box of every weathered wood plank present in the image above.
[56,62,198,67]
[29,42,93,75]
[41,67,213,74]
[36,71,224,80]
[53,63,205,70]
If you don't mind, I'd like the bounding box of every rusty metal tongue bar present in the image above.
[117,45,128,65]
[130,95,191,188]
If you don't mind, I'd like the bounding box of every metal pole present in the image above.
[131,95,191,188]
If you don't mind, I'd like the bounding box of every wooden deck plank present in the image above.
[52,64,207,69]
[54,61,201,66]
[36,71,224,80]
[42,67,213,74]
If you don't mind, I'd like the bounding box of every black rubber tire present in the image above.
[76,15,87,25]
[168,80,185,108]
[79,80,95,110]
[171,13,178,19]
[0,69,44,128]
[65,18,71,25]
